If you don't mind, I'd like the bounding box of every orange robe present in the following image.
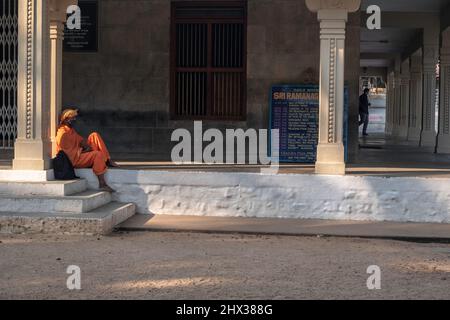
[56,125,110,176]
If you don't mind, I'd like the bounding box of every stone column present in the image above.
[385,71,394,136]
[389,55,402,139]
[398,59,410,139]
[407,53,423,142]
[13,0,52,170]
[437,28,450,153]
[49,22,64,157]
[391,71,402,138]
[306,0,361,175]
[13,0,76,170]
[49,0,75,157]
[420,38,439,147]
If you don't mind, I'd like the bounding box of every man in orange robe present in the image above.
[56,109,118,192]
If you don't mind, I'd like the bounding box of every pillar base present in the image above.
[385,124,393,136]
[315,143,346,175]
[437,134,450,154]
[13,139,52,171]
[398,126,408,139]
[407,127,422,142]
[315,162,346,175]
[420,130,437,147]
[391,126,400,139]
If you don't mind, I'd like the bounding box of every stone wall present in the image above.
[62,0,361,161]
[76,168,450,223]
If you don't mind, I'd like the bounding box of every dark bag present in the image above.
[53,151,79,180]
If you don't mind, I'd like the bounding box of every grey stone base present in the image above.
[0,202,135,235]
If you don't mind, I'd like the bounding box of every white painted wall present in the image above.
[76,169,450,223]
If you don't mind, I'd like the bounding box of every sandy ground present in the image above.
[0,231,449,300]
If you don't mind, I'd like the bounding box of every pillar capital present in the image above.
[305,0,361,12]
[49,0,77,22]
[317,11,348,40]
[49,21,65,39]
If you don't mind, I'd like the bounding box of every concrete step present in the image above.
[0,190,112,214]
[0,202,136,235]
[0,179,87,196]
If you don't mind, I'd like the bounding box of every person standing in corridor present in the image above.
[359,88,371,136]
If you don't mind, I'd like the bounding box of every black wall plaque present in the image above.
[64,1,98,52]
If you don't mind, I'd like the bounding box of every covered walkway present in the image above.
[360,0,450,156]
[3,134,450,177]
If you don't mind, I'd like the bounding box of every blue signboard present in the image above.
[269,84,348,163]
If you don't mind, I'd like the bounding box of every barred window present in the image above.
[170,1,247,120]
[0,0,18,149]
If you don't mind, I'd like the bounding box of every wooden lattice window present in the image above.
[170,1,247,120]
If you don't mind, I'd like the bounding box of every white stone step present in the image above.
[0,202,136,235]
[0,190,112,214]
[0,169,54,182]
[0,179,87,196]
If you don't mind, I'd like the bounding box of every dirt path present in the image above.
[0,231,449,299]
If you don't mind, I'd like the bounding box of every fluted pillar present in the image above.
[306,0,361,175]
[407,53,423,142]
[13,0,77,170]
[49,21,64,157]
[391,70,402,138]
[13,0,52,170]
[437,28,450,153]
[385,71,394,136]
[49,0,76,157]
[420,45,439,147]
[398,58,410,139]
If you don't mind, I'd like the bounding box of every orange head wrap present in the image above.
[59,108,78,125]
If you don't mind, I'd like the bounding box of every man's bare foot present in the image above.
[107,159,120,168]
[99,184,115,193]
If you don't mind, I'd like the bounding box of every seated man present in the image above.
[56,109,118,192]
